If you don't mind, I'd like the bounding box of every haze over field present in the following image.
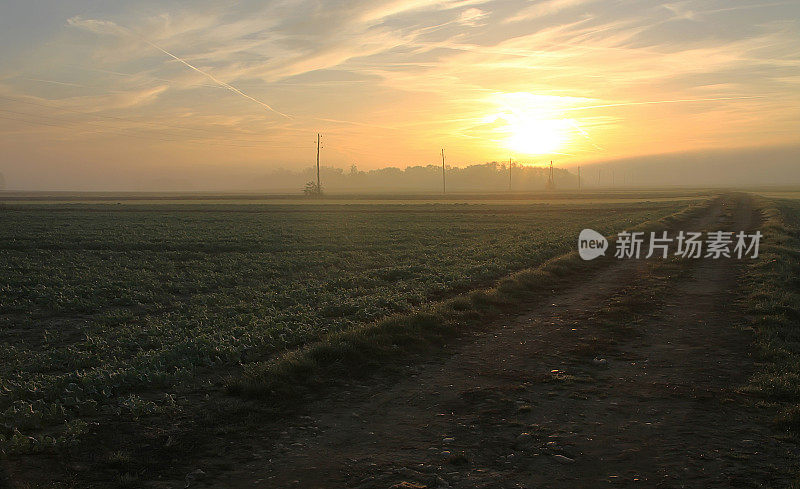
[0,0,798,190]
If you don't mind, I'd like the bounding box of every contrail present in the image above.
[74,20,405,128]
[90,20,291,119]
[136,36,292,119]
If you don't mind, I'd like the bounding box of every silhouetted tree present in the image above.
[303,181,322,196]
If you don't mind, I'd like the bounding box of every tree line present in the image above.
[259,162,578,193]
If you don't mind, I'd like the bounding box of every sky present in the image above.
[0,0,798,190]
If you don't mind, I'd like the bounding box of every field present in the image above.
[0,197,693,455]
[5,191,800,488]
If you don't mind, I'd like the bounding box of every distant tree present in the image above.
[272,162,577,193]
[303,181,322,196]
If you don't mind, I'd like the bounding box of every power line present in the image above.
[509,156,512,191]
[441,148,446,194]
[0,110,306,148]
[0,94,278,139]
[0,113,187,143]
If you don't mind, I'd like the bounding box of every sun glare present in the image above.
[505,117,572,155]
[485,92,581,155]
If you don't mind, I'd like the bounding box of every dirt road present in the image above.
[183,194,797,488]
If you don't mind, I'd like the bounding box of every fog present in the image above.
[0,144,798,193]
[584,144,800,189]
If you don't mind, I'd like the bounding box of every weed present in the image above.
[741,197,800,434]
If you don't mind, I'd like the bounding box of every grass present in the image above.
[0,198,702,457]
[740,197,800,431]
[229,198,717,399]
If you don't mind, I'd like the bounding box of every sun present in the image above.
[505,116,572,155]
[484,92,580,155]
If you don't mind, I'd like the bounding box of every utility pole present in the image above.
[509,156,513,191]
[545,160,555,190]
[441,148,446,194]
[316,133,321,193]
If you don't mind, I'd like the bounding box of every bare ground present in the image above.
[165,194,798,489]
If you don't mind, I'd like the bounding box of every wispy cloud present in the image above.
[505,0,599,23]
[457,8,489,26]
[67,16,292,118]
[360,0,488,23]
[0,0,797,178]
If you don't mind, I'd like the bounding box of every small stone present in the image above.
[592,357,608,366]
[390,483,427,489]
[515,433,532,446]
[184,468,206,488]
[552,454,575,464]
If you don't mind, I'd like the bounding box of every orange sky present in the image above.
[0,0,798,189]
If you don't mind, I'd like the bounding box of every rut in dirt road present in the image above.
[193,194,797,489]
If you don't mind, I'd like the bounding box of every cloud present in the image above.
[662,2,697,21]
[2,0,798,173]
[110,84,169,109]
[458,8,489,26]
[360,0,488,23]
[505,0,599,23]
[68,15,291,118]
[66,16,124,35]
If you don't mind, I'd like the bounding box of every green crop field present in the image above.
[0,197,698,455]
